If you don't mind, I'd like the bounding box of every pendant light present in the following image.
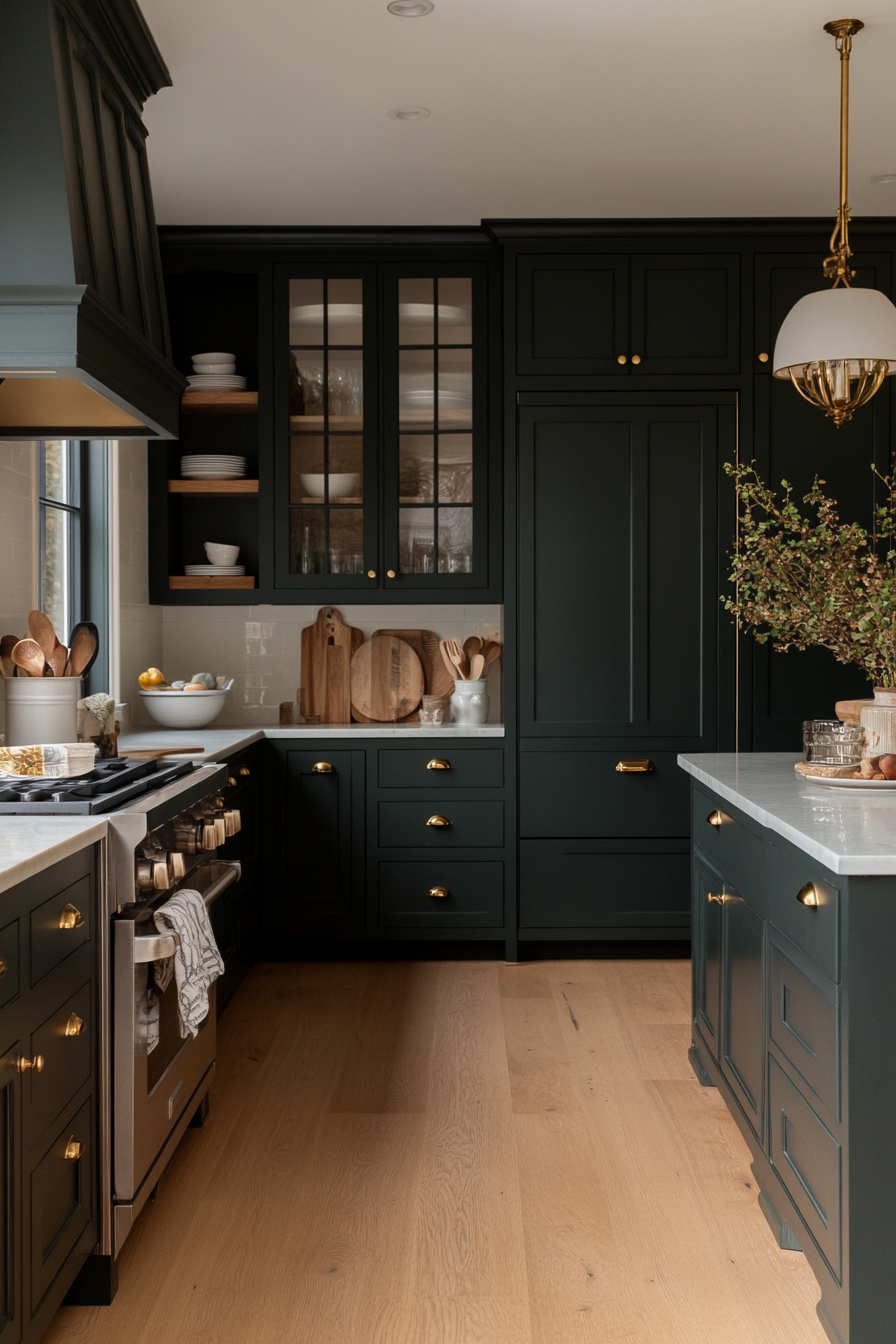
[773,19,896,427]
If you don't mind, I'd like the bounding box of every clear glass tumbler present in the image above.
[802,719,865,765]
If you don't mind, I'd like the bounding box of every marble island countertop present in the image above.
[117,722,504,762]
[0,817,107,895]
[679,751,896,875]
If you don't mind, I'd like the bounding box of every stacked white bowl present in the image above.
[185,542,244,578]
[187,351,247,391]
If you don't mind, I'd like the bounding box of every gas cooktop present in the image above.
[0,758,196,814]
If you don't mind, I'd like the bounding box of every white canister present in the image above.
[860,686,896,758]
[5,677,83,747]
[451,678,489,726]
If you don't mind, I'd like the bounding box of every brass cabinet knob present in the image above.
[428,886,450,899]
[617,355,627,365]
[427,758,451,771]
[706,809,731,827]
[312,762,335,774]
[367,569,377,578]
[615,759,654,773]
[18,1055,44,1074]
[0,960,8,979]
[796,881,819,908]
[426,815,451,827]
[65,1012,86,1037]
[227,776,237,788]
[631,355,641,365]
[758,352,770,363]
[64,1138,84,1161]
[387,570,396,578]
[58,904,84,931]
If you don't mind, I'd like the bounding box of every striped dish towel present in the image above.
[153,889,224,1038]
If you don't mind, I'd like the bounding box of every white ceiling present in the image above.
[137,0,896,226]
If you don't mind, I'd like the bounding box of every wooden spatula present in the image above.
[11,639,46,678]
[469,652,485,681]
[28,610,57,665]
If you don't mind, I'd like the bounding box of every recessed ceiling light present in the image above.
[387,0,434,14]
[871,173,896,185]
[387,106,431,120]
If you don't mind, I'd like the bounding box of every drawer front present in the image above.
[30,876,91,987]
[768,1055,842,1281]
[520,842,690,931]
[521,751,688,838]
[27,983,92,1147]
[377,748,504,789]
[30,1096,93,1313]
[692,787,765,904]
[768,937,839,1121]
[378,801,504,849]
[768,843,839,981]
[379,861,504,929]
[0,920,20,1015]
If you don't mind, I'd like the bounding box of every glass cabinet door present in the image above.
[281,269,377,587]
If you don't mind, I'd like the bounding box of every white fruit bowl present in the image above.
[139,688,228,729]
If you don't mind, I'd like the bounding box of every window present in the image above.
[39,440,82,640]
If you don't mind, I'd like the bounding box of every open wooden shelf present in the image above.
[168,479,259,495]
[169,576,256,590]
[182,391,258,415]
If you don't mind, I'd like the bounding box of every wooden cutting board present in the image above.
[350,636,424,721]
[372,629,454,698]
[301,607,363,723]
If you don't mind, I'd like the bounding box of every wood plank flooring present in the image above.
[45,960,828,1344]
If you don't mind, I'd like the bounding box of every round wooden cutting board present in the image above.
[350,636,424,721]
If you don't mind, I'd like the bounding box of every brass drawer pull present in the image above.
[65,1012,86,1037]
[59,904,84,930]
[0,960,7,979]
[18,1055,43,1074]
[796,881,819,908]
[615,759,654,773]
[707,891,727,905]
[312,762,335,774]
[428,886,450,899]
[706,810,731,827]
[239,766,251,777]
[426,815,451,827]
[427,759,451,771]
[227,776,237,788]
[64,1138,84,1161]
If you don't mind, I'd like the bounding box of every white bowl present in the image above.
[139,688,228,729]
[191,351,235,363]
[204,542,240,565]
[299,472,361,499]
[193,362,236,374]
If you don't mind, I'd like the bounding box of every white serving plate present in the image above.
[812,776,896,790]
[181,471,245,480]
[290,303,362,326]
[398,303,471,326]
[185,566,245,575]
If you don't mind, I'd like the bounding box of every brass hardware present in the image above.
[428,886,450,899]
[58,904,84,930]
[796,881,820,908]
[0,961,7,979]
[64,1138,84,1161]
[64,1013,86,1037]
[239,766,250,777]
[17,1055,44,1074]
[387,569,396,578]
[427,758,451,771]
[615,759,654,773]
[426,815,451,827]
[631,355,641,365]
[706,809,730,827]
[214,796,224,808]
[367,569,376,578]
[617,355,627,365]
[227,776,237,788]
[758,352,770,363]
[312,762,335,774]
[707,891,725,904]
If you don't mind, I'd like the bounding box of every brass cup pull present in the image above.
[239,766,250,778]
[65,1012,86,1037]
[58,904,84,931]
[18,1055,44,1074]
[0,960,7,979]
[796,881,819,908]
[428,886,450,899]
[312,762,335,774]
[707,892,725,905]
[615,759,654,773]
[426,815,451,827]
[64,1138,84,1162]
[427,758,451,771]
[706,810,731,828]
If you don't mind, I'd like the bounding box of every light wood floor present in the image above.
[46,959,828,1344]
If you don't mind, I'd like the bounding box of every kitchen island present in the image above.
[679,752,896,1344]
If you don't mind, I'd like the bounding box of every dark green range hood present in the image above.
[0,0,185,439]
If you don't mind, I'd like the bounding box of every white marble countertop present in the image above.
[0,818,106,895]
[679,752,896,876]
[117,723,503,762]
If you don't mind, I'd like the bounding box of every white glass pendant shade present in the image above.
[773,287,896,377]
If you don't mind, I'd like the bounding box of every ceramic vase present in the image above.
[859,687,896,757]
[451,679,489,726]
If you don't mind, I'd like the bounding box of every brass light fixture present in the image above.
[773,19,896,426]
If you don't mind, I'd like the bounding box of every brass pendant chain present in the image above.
[823,19,863,287]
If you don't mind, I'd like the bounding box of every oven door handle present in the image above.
[131,861,242,964]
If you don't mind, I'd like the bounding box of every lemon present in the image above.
[139,667,165,690]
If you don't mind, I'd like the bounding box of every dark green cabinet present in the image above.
[693,855,722,1060]
[720,885,764,1138]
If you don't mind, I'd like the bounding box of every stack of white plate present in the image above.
[184,564,246,576]
[187,351,247,391]
[181,455,246,480]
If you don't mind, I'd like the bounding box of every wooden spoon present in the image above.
[11,639,47,678]
[480,640,503,665]
[28,610,57,664]
[463,635,481,665]
[65,622,99,678]
[50,639,68,678]
[469,652,485,681]
[0,635,18,678]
